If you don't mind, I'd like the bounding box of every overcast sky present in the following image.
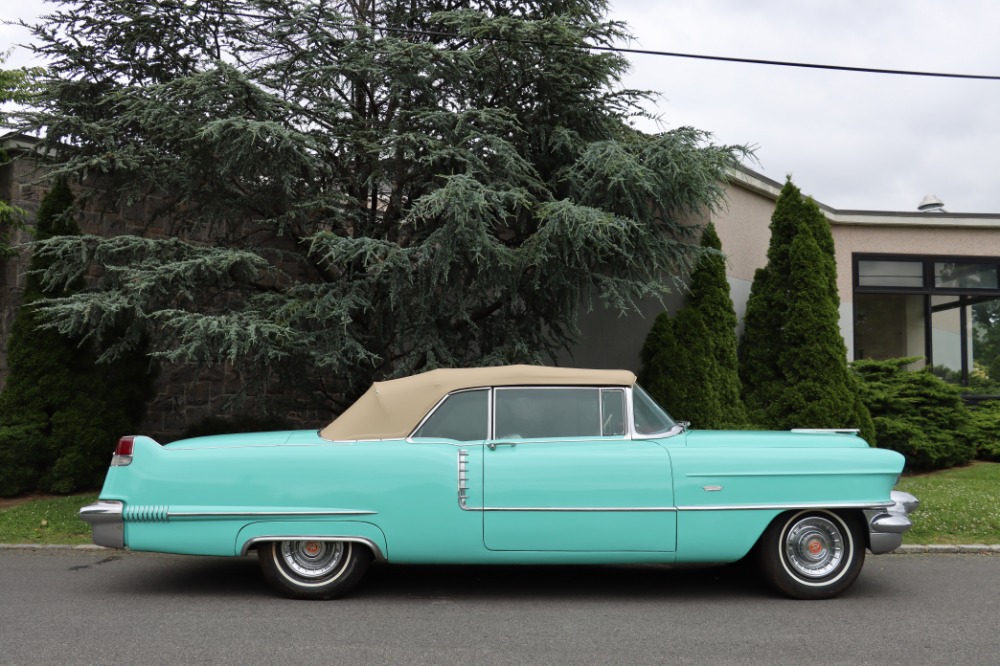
[4,0,1000,213]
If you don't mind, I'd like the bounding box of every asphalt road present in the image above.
[0,549,998,666]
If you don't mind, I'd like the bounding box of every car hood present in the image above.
[680,429,870,449]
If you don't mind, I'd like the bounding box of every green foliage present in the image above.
[739,179,874,440]
[852,357,975,471]
[971,300,1000,389]
[178,414,294,441]
[15,0,747,412]
[0,201,25,258]
[1,50,43,126]
[0,180,155,497]
[640,223,748,428]
[0,154,26,258]
[967,401,1000,462]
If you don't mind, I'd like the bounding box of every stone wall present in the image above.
[0,150,44,386]
[0,138,330,441]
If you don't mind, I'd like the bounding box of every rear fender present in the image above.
[235,520,389,560]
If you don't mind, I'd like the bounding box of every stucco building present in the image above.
[570,166,1000,396]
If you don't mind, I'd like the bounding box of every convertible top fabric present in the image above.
[319,365,636,441]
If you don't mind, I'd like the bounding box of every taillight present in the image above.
[111,436,135,466]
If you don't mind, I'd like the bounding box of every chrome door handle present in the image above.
[487,441,518,450]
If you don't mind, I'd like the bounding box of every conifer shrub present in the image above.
[639,223,749,429]
[967,401,1000,462]
[739,179,874,442]
[852,357,975,471]
[640,308,718,425]
[0,179,154,497]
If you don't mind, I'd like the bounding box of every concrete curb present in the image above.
[891,543,1000,554]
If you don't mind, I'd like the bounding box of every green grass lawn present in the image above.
[0,493,98,545]
[896,462,1000,544]
[2,464,999,546]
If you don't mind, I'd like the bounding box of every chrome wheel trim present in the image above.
[278,540,348,582]
[781,513,848,581]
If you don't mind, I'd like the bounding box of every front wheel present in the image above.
[258,539,370,600]
[758,510,865,600]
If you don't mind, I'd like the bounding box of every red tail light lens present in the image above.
[115,436,135,456]
[111,436,135,466]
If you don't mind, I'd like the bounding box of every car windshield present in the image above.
[632,384,679,436]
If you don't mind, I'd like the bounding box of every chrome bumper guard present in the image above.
[864,490,919,554]
[79,500,125,549]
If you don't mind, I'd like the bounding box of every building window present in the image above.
[853,254,1000,393]
[857,259,924,288]
[934,262,999,290]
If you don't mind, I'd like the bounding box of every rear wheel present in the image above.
[258,539,370,600]
[758,510,865,600]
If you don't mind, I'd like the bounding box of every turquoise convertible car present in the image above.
[81,365,917,600]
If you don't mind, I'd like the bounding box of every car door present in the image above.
[483,387,676,552]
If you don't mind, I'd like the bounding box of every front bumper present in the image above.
[865,490,919,554]
[79,500,125,549]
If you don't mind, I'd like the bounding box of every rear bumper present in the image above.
[79,500,125,549]
[865,490,919,554]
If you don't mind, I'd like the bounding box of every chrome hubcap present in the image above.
[784,516,845,578]
[280,541,346,579]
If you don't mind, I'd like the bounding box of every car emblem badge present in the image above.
[702,485,723,492]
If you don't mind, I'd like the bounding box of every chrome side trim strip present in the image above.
[124,505,169,522]
[463,501,893,513]
[684,471,898,478]
[168,510,378,518]
[677,500,894,512]
[790,428,861,435]
[240,536,386,560]
[471,506,677,512]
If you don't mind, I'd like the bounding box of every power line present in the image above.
[595,45,1000,81]
[368,24,1000,81]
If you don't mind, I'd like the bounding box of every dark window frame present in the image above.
[854,253,1000,296]
[852,253,1000,387]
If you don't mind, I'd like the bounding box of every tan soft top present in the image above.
[320,365,637,441]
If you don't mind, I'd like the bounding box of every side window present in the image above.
[494,388,600,439]
[412,389,488,441]
[601,389,626,436]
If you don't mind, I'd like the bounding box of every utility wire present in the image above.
[597,45,1000,81]
[367,24,1000,81]
[164,9,1000,81]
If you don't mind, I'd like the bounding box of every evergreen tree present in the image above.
[15,0,746,412]
[0,179,153,496]
[738,179,874,441]
[640,223,747,428]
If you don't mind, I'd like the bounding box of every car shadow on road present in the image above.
[105,553,780,601]
[359,561,771,601]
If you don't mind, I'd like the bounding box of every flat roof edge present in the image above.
[726,164,1000,227]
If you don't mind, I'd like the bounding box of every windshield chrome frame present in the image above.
[407,383,682,444]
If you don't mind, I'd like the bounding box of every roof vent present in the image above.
[918,195,946,212]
